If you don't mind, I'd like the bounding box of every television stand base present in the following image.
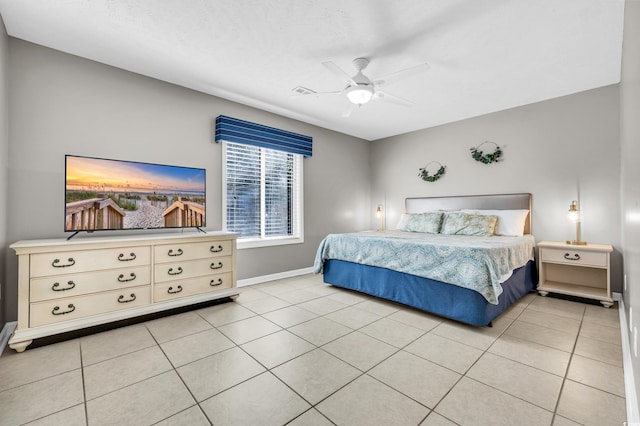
[66,231,81,240]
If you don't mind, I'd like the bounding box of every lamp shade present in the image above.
[568,200,580,222]
[375,204,384,231]
[567,200,586,245]
[346,85,374,105]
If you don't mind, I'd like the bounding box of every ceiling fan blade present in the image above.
[290,86,343,98]
[322,61,357,86]
[341,103,357,118]
[373,62,430,86]
[290,90,342,98]
[374,90,414,107]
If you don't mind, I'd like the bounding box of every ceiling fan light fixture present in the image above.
[346,85,374,105]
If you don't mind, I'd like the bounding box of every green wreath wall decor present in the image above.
[418,161,446,182]
[470,141,502,164]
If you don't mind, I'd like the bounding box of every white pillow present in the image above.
[461,209,529,236]
[395,213,411,230]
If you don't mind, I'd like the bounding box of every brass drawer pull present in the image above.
[118,273,137,283]
[168,267,183,276]
[168,285,183,294]
[118,253,137,262]
[118,293,137,303]
[168,248,183,257]
[52,258,75,268]
[210,262,223,270]
[210,278,223,287]
[210,245,223,253]
[52,304,75,315]
[564,253,581,261]
[52,281,75,292]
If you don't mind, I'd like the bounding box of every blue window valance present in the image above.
[215,115,312,158]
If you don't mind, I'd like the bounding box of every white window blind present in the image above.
[224,141,302,245]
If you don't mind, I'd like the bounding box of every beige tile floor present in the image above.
[0,274,628,426]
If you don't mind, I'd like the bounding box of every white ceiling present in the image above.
[0,0,626,141]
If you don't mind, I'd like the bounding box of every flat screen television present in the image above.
[65,155,206,235]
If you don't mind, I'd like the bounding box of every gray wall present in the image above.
[621,0,640,413]
[4,39,371,321]
[0,15,8,328]
[370,86,622,291]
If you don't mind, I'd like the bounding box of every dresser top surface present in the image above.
[11,231,238,253]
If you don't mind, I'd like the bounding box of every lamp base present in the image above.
[566,240,587,246]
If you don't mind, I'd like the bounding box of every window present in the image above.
[215,115,310,249]
[223,141,303,248]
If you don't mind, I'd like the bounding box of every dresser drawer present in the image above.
[30,285,151,327]
[30,266,151,302]
[540,247,608,268]
[30,246,151,277]
[154,240,232,263]
[154,256,233,283]
[154,272,233,302]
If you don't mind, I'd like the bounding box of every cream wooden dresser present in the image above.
[9,231,238,352]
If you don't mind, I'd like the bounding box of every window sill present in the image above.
[237,236,304,250]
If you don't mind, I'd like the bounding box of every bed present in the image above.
[313,193,537,326]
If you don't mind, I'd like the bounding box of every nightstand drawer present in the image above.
[540,247,607,267]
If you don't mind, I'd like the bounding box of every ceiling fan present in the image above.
[293,57,430,117]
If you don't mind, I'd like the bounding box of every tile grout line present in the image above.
[79,339,90,426]
[548,303,586,425]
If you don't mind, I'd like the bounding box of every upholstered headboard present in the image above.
[405,193,532,235]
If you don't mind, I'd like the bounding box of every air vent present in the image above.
[292,86,316,95]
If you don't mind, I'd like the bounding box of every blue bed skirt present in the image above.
[322,259,537,326]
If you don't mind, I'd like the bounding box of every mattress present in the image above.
[314,230,536,304]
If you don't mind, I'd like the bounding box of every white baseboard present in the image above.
[614,293,639,424]
[0,321,17,357]
[237,267,315,287]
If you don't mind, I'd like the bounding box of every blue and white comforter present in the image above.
[313,231,536,304]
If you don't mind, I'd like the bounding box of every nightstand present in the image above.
[537,241,613,307]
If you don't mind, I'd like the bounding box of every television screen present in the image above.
[65,155,206,232]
